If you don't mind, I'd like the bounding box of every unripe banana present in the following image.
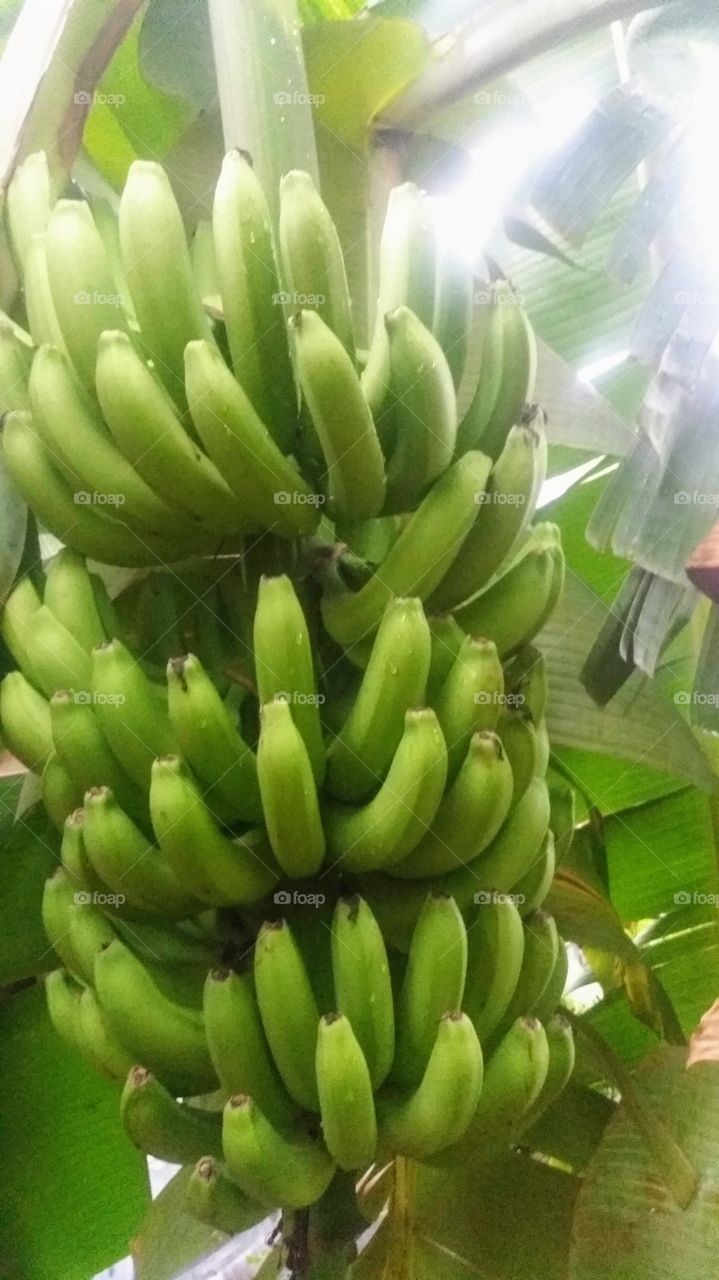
[190,219,218,301]
[472,776,551,893]
[45,199,128,390]
[330,895,395,1090]
[95,331,246,536]
[316,1013,377,1171]
[94,938,217,1096]
[60,809,105,900]
[254,919,320,1111]
[0,317,31,411]
[279,169,353,354]
[514,830,555,916]
[1,412,194,567]
[431,635,504,780]
[426,613,465,703]
[383,306,457,513]
[499,909,560,1033]
[222,1094,335,1210]
[19,603,93,699]
[428,416,547,612]
[325,597,431,803]
[454,524,564,655]
[377,1011,482,1159]
[91,639,176,789]
[149,755,278,905]
[120,1066,223,1163]
[534,718,550,775]
[324,708,447,873]
[253,575,325,782]
[203,968,297,1126]
[532,935,568,1024]
[291,309,385,520]
[42,867,113,980]
[118,160,214,400]
[184,339,318,536]
[45,968,82,1053]
[321,451,492,653]
[83,785,198,917]
[548,779,575,865]
[0,671,52,771]
[455,283,505,454]
[393,893,467,1087]
[213,149,296,448]
[78,985,136,1080]
[460,1015,549,1146]
[480,289,537,461]
[496,706,538,805]
[388,731,513,879]
[432,243,474,389]
[257,698,325,878]
[0,575,41,683]
[6,151,54,270]
[23,233,65,348]
[42,751,83,829]
[43,550,107,651]
[29,346,184,536]
[49,691,148,825]
[361,183,438,414]
[463,893,525,1042]
[506,644,548,723]
[91,196,137,327]
[518,1014,574,1132]
[166,654,261,823]
[187,1157,264,1235]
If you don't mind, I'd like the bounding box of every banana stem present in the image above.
[382,1157,416,1280]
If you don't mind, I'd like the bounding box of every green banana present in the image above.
[23,233,65,348]
[431,635,504,779]
[506,644,548,723]
[222,1094,335,1210]
[0,317,31,411]
[330,895,395,1090]
[454,283,505,455]
[253,574,326,782]
[548,779,576,865]
[254,919,320,1111]
[0,575,41,683]
[91,639,176,789]
[45,968,82,1053]
[6,150,54,269]
[257,698,325,878]
[499,909,560,1033]
[187,1157,264,1235]
[166,654,262,823]
[388,731,514,879]
[95,331,247,536]
[118,160,214,400]
[458,1015,549,1147]
[426,613,465,703]
[29,345,184,535]
[203,968,297,1126]
[42,867,114,981]
[321,450,492,653]
[91,196,137,327]
[432,243,474,389]
[279,169,353,354]
[190,219,218,302]
[324,708,447,873]
[532,936,568,1024]
[83,785,198,917]
[518,1015,574,1132]
[291,309,385,520]
[42,751,83,829]
[316,1013,377,1171]
[428,416,547,612]
[463,893,525,1042]
[120,1066,223,1163]
[22,604,93,699]
[149,755,278,905]
[472,776,551,893]
[383,306,456,513]
[377,1011,482,1159]
[325,597,431,803]
[43,549,106,651]
[49,690,148,825]
[1,411,195,567]
[44,199,128,390]
[514,830,556,916]
[479,288,537,460]
[496,706,539,804]
[60,809,107,902]
[184,338,319,536]
[94,938,217,1096]
[453,524,564,655]
[78,985,136,1080]
[213,149,296,448]
[393,893,467,1087]
[0,671,52,770]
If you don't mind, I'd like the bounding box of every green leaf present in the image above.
[0,983,149,1280]
[571,1048,719,1280]
[606,787,718,921]
[0,783,60,983]
[132,1167,228,1280]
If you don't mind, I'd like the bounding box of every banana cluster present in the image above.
[0,150,575,1218]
